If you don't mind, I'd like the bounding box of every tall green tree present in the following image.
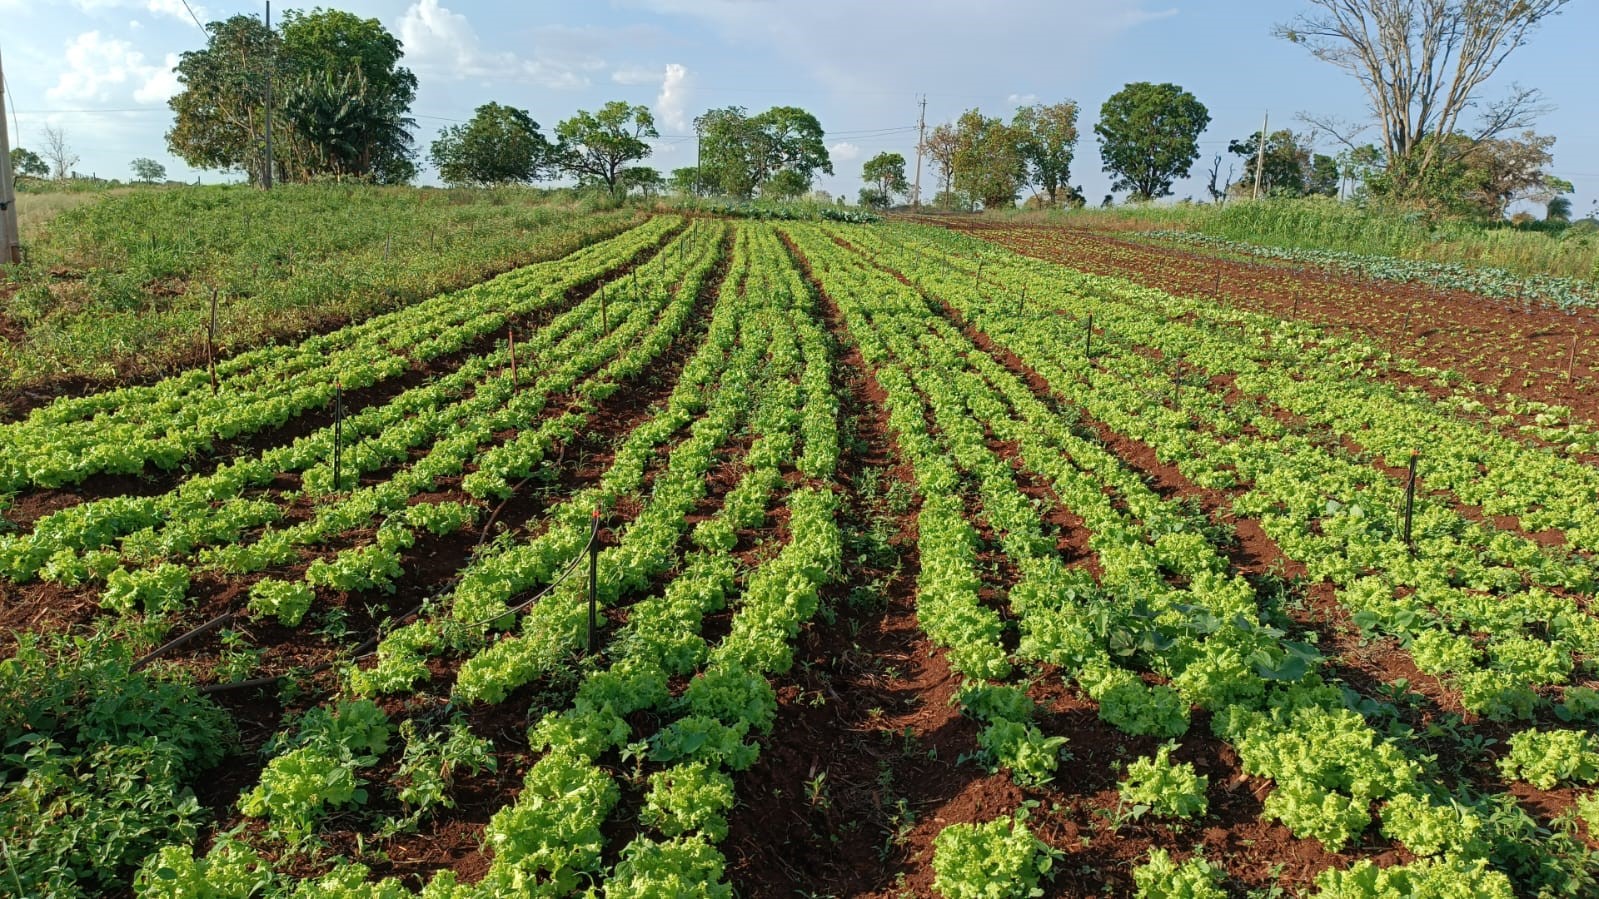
[429,102,555,186]
[693,105,832,199]
[860,151,907,208]
[130,157,167,183]
[951,109,1025,209]
[167,9,417,184]
[10,148,48,180]
[1012,101,1079,206]
[555,101,657,193]
[167,14,276,182]
[1094,82,1210,201]
[278,9,416,183]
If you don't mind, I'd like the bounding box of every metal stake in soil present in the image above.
[207,287,219,395]
[332,379,344,491]
[587,510,601,654]
[1403,450,1419,553]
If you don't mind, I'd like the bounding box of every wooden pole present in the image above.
[1568,334,1579,380]
[600,281,608,332]
[586,510,601,654]
[508,326,517,387]
[0,46,22,265]
[1403,450,1419,553]
[1252,111,1268,201]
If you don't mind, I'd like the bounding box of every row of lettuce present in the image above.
[790,221,1597,898]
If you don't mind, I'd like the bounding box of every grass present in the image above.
[0,183,646,403]
[995,198,1599,282]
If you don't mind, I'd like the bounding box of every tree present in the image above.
[861,152,908,208]
[168,9,417,184]
[1277,0,1571,201]
[429,102,555,186]
[9,148,47,180]
[1012,101,1080,205]
[1228,128,1331,198]
[278,9,417,183]
[921,122,960,202]
[131,157,167,183]
[556,101,657,193]
[167,14,277,182]
[669,166,701,196]
[1095,82,1209,201]
[1204,154,1233,204]
[41,125,80,180]
[951,109,1025,210]
[693,105,832,199]
[1545,177,1574,222]
[621,166,665,199]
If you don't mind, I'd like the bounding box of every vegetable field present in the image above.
[1,213,1596,898]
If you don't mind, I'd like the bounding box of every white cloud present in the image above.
[655,63,690,132]
[830,141,862,163]
[1007,93,1039,107]
[48,31,177,104]
[612,65,659,86]
[399,0,592,88]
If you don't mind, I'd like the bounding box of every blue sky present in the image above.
[3,0,1596,215]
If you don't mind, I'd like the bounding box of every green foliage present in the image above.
[0,184,642,396]
[429,102,557,187]
[930,813,1057,899]
[693,105,834,199]
[1094,82,1211,200]
[639,762,736,842]
[1497,728,1599,789]
[952,108,1026,210]
[241,699,391,843]
[555,101,658,193]
[1012,101,1081,205]
[1311,857,1516,898]
[1227,129,1335,198]
[168,9,417,184]
[393,718,496,823]
[131,158,168,184]
[11,146,49,179]
[1119,743,1209,819]
[1084,665,1191,737]
[0,635,232,897]
[1378,792,1485,858]
[861,152,908,208]
[606,835,733,899]
[103,563,190,615]
[247,577,316,626]
[1131,849,1228,899]
[136,837,274,899]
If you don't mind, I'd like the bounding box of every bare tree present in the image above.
[921,123,959,198]
[1204,154,1235,204]
[42,125,80,180]
[1277,0,1569,198]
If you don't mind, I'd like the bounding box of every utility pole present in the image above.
[912,94,927,208]
[262,1,273,190]
[1252,110,1268,201]
[0,46,20,265]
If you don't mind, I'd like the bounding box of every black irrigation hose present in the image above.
[132,609,239,671]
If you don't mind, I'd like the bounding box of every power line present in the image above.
[178,0,206,31]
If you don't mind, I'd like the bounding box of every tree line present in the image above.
[10,1,1578,224]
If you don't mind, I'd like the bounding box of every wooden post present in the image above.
[1084,314,1094,359]
[1568,334,1579,380]
[1,45,24,265]
[207,287,219,395]
[508,326,518,387]
[586,510,601,654]
[600,281,608,332]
